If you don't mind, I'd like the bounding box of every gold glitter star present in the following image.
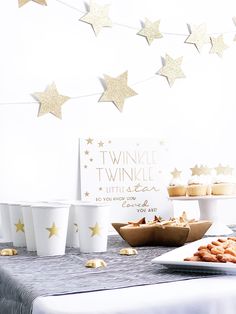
[46,222,59,238]
[86,138,93,144]
[89,222,101,237]
[158,54,185,87]
[190,165,201,176]
[74,223,79,233]
[18,0,47,7]
[85,191,90,197]
[99,71,137,112]
[33,82,70,119]
[79,0,112,36]
[15,219,24,233]
[98,141,104,147]
[137,18,163,45]
[185,23,210,52]
[210,34,228,58]
[171,168,181,178]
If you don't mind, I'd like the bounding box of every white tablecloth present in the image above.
[33,276,236,314]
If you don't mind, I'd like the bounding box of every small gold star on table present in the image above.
[79,0,112,36]
[210,34,228,57]
[190,165,201,176]
[137,18,163,45]
[185,23,210,52]
[89,222,101,237]
[46,222,59,238]
[158,54,185,87]
[99,71,137,112]
[33,82,70,119]
[18,0,47,7]
[171,168,182,178]
[86,138,93,144]
[84,192,90,197]
[15,219,24,233]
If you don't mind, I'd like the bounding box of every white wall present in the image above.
[0,0,236,222]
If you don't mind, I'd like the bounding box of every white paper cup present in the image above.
[22,205,36,251]
[0,203,12,242]
[49,200,81,248]
[9,203,26,247]
[76,203,110,253]
[32,203,70,256]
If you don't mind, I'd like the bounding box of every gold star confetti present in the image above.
[33,82,70,119]
[74,223,79,233]
[158,54,185,87]
[210,34,228,57]
[86,138,93,144]
[18,0,47,7]
[190,165,201,176]
[137,18,163,45]
[85,150,89,155]
[79,0,112,36]
[89,158,93,162]
[98,141,104,147]
[15,219,24,233]
[85,191,90,197]
[46,222,59,238]
[99,71,137,112]
[171,168,181,178]
[89,222,101,237]
[84,165,88,169]
[185,23,210,52]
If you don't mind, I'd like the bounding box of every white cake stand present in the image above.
[169,195,236,236]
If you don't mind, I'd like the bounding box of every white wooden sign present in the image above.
[79,138,173,223]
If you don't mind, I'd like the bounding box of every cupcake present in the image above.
[212,164,235,195]
[187,165,208,196]
[167,168,187,197]
[199,165,213,195]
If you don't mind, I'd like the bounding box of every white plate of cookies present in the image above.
[152,237,236,274]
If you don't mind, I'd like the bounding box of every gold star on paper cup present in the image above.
[89,222,101,237]
[33,82,70,119]
[137,18,163,45]
[158,54,185,87]
[18,0,47,7]
[190,165,201,176]
[185,23,210,52]
[171,168,182,178]
[210,35,228,58]
[79,0,112,36]
[99,71,137,112]
[46,222,59,238]
[15,219,24,232]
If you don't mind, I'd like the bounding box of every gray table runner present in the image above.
[1,229,234,314]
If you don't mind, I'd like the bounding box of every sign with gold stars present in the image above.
[79,138,173,224]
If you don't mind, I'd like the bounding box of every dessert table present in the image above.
[33,276,236,314]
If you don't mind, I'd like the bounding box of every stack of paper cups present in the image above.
[9,203,26,247]
[22,204,36,251]
[32,203,70,256]
[0,203,12,242]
